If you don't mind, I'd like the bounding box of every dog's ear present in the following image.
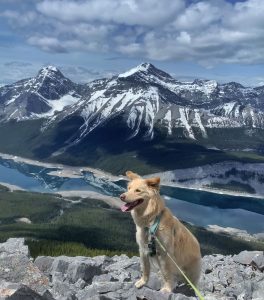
[126,171,141,180]
[145,177,160,189]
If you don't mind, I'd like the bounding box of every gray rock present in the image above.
[233,250,263,265]
[0,240,49,295]
[76,285,98,300]
[35,257,55,275]
[252,252,264,272]
[67,259,104,284]
[252,279,264,299]
[1,238,264,300]
[50,256,70,275]
[6,285,51,300]
[74,278,86,289]
[93,273,118,283]
[50,279,76,299]
[137,286,172,300]
[41,290,55,300]
[145,273,162,290]
[0,238,29,256]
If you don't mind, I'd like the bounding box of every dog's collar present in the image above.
[145,210,164,257]
[149,210,164,236]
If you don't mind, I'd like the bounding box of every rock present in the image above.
[252,252,264,271]
[0,238,29,256]
[145,273,162,290]
[1,238,264,300]
[233,250,262,265]
[252,279,264,299]
[136,286,173,300]
[15,217,32,224]
[1,285,54,300]
[35,256,55,276]
[67,259,104,284]
[41,290,55,300]
[0,239,49,295]
[48,255,107,285]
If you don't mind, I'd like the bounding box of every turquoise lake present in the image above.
[0,157,263,234]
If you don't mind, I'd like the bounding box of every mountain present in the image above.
[2,63,264,140]
[42,62,264,148]
[0,63,264,174]
[0,66,86,121]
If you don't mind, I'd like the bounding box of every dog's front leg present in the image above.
[135,249,150,288]
[135,227,150,288]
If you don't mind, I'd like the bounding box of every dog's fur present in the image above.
[120,171,201,293]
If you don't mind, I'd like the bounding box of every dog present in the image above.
[120,171,201,293]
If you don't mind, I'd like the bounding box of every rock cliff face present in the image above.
[0,238,263,300]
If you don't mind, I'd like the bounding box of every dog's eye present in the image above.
[135,189,141,192]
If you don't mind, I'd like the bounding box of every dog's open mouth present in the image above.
[121,199,144,212]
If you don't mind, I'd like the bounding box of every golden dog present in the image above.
[120,171,201,293]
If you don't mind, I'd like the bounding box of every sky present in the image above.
[0,0,263,86]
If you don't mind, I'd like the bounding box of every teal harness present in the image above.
[146,210,164,256]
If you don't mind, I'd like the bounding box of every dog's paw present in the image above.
[135,278,147,289]
[160,286,172,293]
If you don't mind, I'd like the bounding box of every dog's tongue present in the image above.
[121,203,132,212]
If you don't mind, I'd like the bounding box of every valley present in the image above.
[0,63,263,261]
[1,184,264,260]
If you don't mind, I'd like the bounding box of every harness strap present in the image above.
[149,210,164,236]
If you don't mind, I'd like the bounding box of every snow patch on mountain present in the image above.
[118,63,151,78]
[164,109,172,135]
[194,110,207,138]
[39,92,80,117]
[179,107,195,139]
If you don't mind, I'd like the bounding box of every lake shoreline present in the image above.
[0,152,263,199]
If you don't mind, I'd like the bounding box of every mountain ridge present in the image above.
[1,63,264,171]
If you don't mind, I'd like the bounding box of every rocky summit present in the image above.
[0,239,264,300]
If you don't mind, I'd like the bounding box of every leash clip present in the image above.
[148,235,156,256]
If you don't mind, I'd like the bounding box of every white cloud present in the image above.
[1,0,264,66]
[36,0,185,26]
[27,36,67,53]
[0,10,37,27]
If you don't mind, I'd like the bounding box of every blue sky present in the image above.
[0,0,263,86]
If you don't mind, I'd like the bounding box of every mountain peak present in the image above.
[118,63,151,78]
[118,62,172,79]
[37,65,64,79]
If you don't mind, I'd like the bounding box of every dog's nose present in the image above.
[120,193,126,201]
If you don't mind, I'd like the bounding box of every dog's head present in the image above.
[120,171,160,212]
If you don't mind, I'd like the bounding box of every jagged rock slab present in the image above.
[233,250,264,272]
[0,238,50,297]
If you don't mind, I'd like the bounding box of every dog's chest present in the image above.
[136,228,148,252]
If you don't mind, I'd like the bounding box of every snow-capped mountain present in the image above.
[42,63,264,145]
[0,66,84,121]
[1,63,264,145]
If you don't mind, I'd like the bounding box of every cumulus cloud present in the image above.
[36,0,185,26]
[1,0,264,66]
[27,36,67,53]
